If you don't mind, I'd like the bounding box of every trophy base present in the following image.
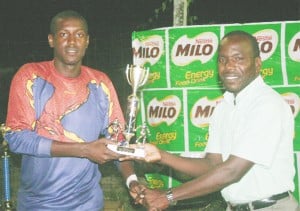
[106,144,145,157]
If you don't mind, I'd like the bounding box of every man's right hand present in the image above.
[84,138,124,164]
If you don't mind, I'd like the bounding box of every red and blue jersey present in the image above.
[5,61,125,210]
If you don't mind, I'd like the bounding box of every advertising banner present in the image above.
[142,89,185,151]
[187,88,223,151]
[275,87,300,150]
[168,26,221,88]
[132,29,167,88]
[285,22,300,85]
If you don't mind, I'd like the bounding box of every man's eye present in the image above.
[218,57,226,63]
[76,33,85,38]
[232,56,243,62]
[59,32,68,38]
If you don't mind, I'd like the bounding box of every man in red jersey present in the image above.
[5,10,141,210]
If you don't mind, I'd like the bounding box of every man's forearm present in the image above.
[159,150,214,177]
[51,140,87,157]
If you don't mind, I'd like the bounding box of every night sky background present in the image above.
[0,0,299,42]
[0,0,299,69]
[0,0,299,121]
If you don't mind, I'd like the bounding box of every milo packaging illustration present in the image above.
[132,29,166,88]
[275,87,300,150]
[187,89,224,151]
[169,26,221,88]
[143,89,184,151]
[285,22,300,85]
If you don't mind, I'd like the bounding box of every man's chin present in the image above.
[64,60,81,66]
[224,86,239,95]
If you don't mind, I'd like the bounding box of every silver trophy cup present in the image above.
[123,64,149,143]
[107,64,149,157]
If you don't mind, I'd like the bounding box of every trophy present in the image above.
[106,64,150,157]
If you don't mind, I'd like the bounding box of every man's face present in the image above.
[48,17,89,66]
[217,36,261,96]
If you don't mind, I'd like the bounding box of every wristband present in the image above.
[126,174,138,188]
[166,188,177,206]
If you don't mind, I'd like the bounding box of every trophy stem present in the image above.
[124,95,139,144]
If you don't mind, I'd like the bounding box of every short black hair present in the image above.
[49,10,88,34]
[221,30,260,57]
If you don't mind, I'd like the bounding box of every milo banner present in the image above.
[285,22,300,84]
[187,88,223,152]
[274,87,300,150]
[142,89,184,151]
[168,26,221,88]
[132,20,300,199]
[132,29,167,88]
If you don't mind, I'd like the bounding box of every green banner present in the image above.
[132,29,167,88]
[187,89,224,151]
[285,22,300,85]
[142,89,185,151]
[274,87,300,150]
[169,26,221,88]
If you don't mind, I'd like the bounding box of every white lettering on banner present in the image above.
[171,32,218,66]
[253,29,278,61]
[147,96,181,126]
[132,35,164,66]
[288,32,300,62]
[191,96,223,128]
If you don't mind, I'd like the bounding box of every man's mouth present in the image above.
[223,75,239,81]
[225,76,238,80]
[66,48,78,54]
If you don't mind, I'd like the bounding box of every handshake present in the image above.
[129,183,176,211]
[121,143,177,211]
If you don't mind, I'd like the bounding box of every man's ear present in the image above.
[86,35,90,48]
[255,57,262,74]
[48,34,54,48]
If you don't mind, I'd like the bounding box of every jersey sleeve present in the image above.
[5,64,52,157]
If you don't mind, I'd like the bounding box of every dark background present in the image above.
[0,0,299,122]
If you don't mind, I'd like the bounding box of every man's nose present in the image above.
[223,59,236,71]
[67,35,76,44]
